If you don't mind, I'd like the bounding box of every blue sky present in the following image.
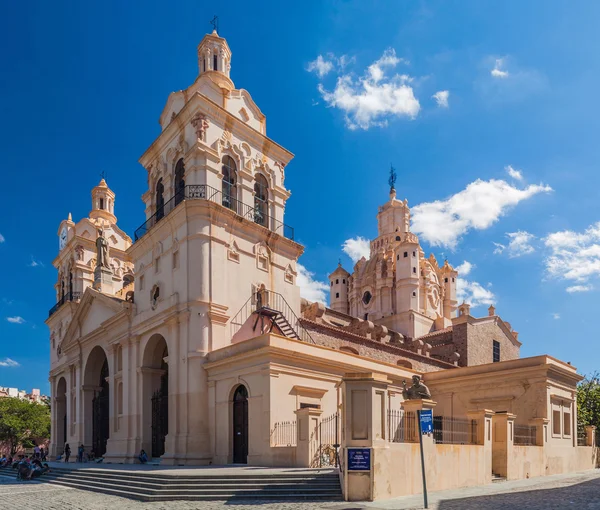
[1,1,599,393]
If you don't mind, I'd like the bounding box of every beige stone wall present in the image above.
[452,320,520,367]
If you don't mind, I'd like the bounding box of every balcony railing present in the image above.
[48,291,82,318]
[134,184,295,242]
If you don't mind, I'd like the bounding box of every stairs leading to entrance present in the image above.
[3,466,342,502]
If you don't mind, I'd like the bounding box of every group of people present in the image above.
[60,443,95,463]
[0,453,50,481]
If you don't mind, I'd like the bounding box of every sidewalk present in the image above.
[341,469,600,509]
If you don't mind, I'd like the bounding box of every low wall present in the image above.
[545,445,597,475]
[371,442,489,500]
[509,446,545,479]
[260,446,296,467]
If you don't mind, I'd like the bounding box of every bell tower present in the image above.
[197,29,232,83]
[90,178,117,225]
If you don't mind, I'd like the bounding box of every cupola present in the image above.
[197,30,234,91]
[89,179,117,224]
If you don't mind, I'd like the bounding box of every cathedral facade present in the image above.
[47,30,593,485]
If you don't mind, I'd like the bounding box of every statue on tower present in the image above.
[389,164,397,198]
[95,229,110,270]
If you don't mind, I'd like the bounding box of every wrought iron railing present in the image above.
[270,421,297,447]
[134,184,295,242]
[433,416,478,445]
[230,289,315,344]
[48,291,82,318]
[513,424,537,446]
[388,409,418,443]
[310,412,340,468]
[577,429,587,446]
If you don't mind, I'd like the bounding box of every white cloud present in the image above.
[505,165,523,181]
[544,223,600,289]
[307,55,334,78]
[432,90,449,108]
[504,231,536,258]
[491,58,509,78]
[315,48,420,130]
[342,237,371,263]
[411,178,552,249]
[493,242,506,255]
[297,264,329,304]
[456,278,495,308]
[6,316,25,324]
[455,260,473,276]
[0,358,19,368]
[552,313,560,320]
[29,256,44,268]
[0,233,4,243]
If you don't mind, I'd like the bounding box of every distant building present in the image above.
[0,386,48,404]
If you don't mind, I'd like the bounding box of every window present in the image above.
[412,291,416,297]
[396,236,401,241]
[397,254,399,260]
[336,279,339,284]
[444,278,448,283]
[213,54,218,71]
[412,267,416,274]
[254,174,269,227]
[99,198,104,210]
[221,156,237,211]
[563,409,572,436]
[203,59,206,72]
[412,251,416,257]
[299,403,321,409]
[139,275,145,291]
[174,159,185,206]
[404,252,408,258]
[155,256,160,274]
[155,178,165,221]
[362,291,372,305]
[343,279,346,284]
[330,281,333,287]
[336,292,339,298]
[493,340,500,362]
[172,251,179,269]
[553,410,561,435]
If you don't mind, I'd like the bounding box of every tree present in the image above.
[577,372,600,432]
[0,398,50,455]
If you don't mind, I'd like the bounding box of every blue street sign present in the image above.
[420,409,433,434]
[347,448,371,471]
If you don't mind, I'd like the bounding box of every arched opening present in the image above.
[83,346,110,458]
[123,273,134,287]
[142,334,169,459]
[254,174,269,227]
[174,158,185,206]
[232,385,248,464]
[222,155,237,213]
[155,178,165,221]
[340,346,359,355]
[396,359,413,369]
[55,377,67,455]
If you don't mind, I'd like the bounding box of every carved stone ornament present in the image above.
[191,113,210,142]
[402,375,432,400]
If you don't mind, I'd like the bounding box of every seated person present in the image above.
[138,449,148,464]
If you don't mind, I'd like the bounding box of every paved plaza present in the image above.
[0,469,599,509]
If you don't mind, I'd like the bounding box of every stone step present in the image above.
[47,478,342,501]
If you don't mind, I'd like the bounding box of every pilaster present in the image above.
[294,408,322,468]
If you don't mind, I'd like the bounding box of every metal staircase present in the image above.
[232,290,314,344]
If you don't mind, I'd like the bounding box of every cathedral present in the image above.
[47,30,593,488]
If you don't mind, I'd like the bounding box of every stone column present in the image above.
[49,377,57,458]
[294,408,322,468]
[467,409,495,485]
[491,412,516,479]
[340,372,391,502]
[585,425,596,447]
[530,417,549,447]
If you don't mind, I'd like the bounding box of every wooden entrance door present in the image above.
[233,385,248,464]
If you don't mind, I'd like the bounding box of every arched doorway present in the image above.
[142,334,169,459]
[83,346,110,458]
[232,385,248,464]
[55,377,67,455]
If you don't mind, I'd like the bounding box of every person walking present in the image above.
[77,444,84,463]
[64,443,71,463]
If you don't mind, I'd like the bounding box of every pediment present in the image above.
[62,289,125,351]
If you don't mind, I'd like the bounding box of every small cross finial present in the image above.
[388,164,397,192]
[210,15,219,34]
[99,170,106,181]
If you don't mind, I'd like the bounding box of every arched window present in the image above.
[254,174,269,227]
[123,274,134,287]
[155,178,165,221]
[174,159,185,206]
[222,156,237,212]
[213,54,218,71]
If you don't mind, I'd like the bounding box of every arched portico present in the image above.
[83,345,110,458]
[141,333,169,459]
[55,377,67,456]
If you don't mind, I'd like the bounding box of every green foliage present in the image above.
[577,372,600,430]
[0,398,50,455]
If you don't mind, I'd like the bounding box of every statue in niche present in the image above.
[95,229,110,270]
[191,113,210,142]
[402,375,432,400]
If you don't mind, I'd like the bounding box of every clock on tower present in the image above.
[59,226,67,251]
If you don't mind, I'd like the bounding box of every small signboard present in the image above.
[420,409,433,434]
[347,448,371,471]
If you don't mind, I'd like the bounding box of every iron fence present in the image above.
[310,412,340,468]
[387,410,417,443]
[513,424,537,446]
[48,291,82,318]
[270,421,297,447]
[134,184,295,242]
[433,416,478,445]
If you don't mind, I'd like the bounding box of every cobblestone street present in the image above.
[1,470,600,509]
